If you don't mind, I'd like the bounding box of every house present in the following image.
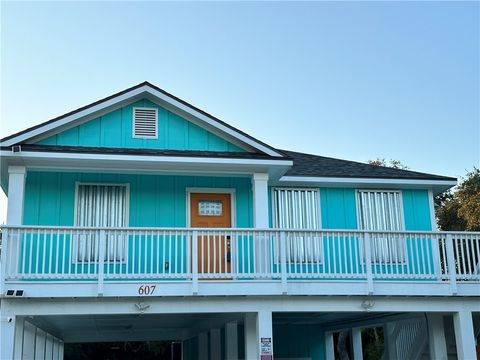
[0,81,478,360]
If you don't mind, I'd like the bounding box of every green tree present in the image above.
[368,158,409,170]
[436,168,480,231]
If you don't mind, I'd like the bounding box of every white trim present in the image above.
[185,188,236,228]
[0,150,292,167]
[428,189,437,231]
[132,107,158,139]
[279,176,456,188]
[0,84,284,157]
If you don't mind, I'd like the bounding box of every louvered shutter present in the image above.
[272,188,321,262]
[75,184,128,261]
[357,190,405,262]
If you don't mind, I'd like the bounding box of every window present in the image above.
[357,190,405,262]
[272,188,321,262]
[133,107,158,139]
[74,183,129,262]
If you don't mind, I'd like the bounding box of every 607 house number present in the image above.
[138,285,156,295]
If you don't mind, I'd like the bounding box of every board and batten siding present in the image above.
[23,172,253,228]
[24,176,433,232]
[36,99,244,152]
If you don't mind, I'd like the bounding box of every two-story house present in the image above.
[1,82,479,360]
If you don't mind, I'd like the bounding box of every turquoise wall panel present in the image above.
[402,190,432,231]
[274,325,324,360]
[320,188,357,229]
[23,171,253,228]
[36,99,245,152]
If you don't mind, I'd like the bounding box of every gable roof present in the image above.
[0,82,456,190]
[281,150,456,181]
[0,81,284,157]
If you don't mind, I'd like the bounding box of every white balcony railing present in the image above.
[1,226,479,296]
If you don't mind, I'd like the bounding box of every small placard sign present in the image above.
[260,337,272,355]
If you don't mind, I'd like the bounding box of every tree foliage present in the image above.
[368,158,409,170]
[436,168,480,231]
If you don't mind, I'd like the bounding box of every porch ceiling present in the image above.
[27,312,245,343]
[26,311,411,344]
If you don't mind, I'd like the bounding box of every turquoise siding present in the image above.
[24,171,253,227]
[320,188,358,229]
[36,99,244,152]
[402,189,432,231]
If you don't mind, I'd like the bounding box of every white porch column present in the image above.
[325,332,334,360]
[58,341,64,360]
[385,322,397,360]
[244,313,258,359]
[23,321,36,360]
[0,314,27,359]
[427,314,447,360]
[210,328,221,360]
[198,332,208,360]
[453,311,476,360]
[252,173,269,228]
[352,327,363,360]
[35,329,47,360]
[257,310,273,359]
[7,165,27,225]
[225,321,238,360]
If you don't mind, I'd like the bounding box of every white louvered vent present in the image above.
[133,107,158,139]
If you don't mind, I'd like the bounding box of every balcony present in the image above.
[1,226,479,298]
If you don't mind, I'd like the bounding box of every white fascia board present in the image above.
[0,86,148,147]
[278,176,457,194]
[0,150,292,178]
[143,88,283,157]
[1,85,284,157]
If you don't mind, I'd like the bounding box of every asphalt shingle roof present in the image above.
[280,150,455,181]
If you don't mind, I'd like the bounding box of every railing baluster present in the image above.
[445,234,458,295]
[280,231,287,294]
[192,231,198,295]
[364,233,373,295]
[98,230,106,296]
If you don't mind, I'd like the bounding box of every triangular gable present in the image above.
[0,82,284,157]
[36,99,245,152]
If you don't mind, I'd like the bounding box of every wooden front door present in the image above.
[190,193,232,276]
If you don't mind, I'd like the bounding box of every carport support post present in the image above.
[245,313,258,359]
[427,314,447,360]
[257,310,273,358]
[352,327,363,360]
[453,311,476,360]
[198,332,208,360]
[1,314,25,359]
[225,321,238,360]
[325,332,334,360]
[210,328,221,360]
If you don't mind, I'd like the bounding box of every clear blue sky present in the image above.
[1,2,479,221]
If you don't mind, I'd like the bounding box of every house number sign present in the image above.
[138,285,156,295]
[260,337,273,360]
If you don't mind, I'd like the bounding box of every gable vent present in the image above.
[133,107,158,139]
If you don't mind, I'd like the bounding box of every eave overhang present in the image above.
[274,176,457,196]
[0,150,293,188]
